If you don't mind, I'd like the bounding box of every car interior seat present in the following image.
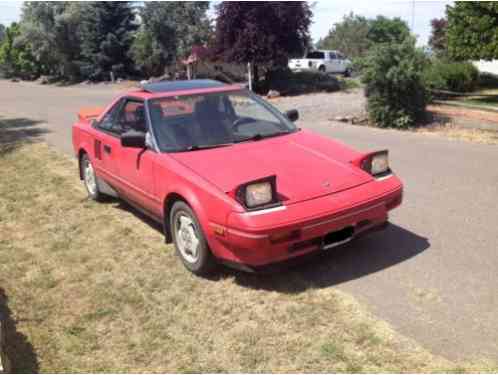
[193,97,232,144]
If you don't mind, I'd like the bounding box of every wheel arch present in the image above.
[162,190,210,244]
[78,147,89,180]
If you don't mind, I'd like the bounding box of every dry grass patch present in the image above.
[0,141,496,372]
[415,123,498,145]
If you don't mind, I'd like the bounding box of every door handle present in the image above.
[103,145,112,154]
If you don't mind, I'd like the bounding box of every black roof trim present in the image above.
[141,79,226,93]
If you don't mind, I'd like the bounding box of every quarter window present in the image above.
[98,100,123,134]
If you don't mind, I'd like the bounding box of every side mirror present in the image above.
[284,109,299,122]
[121,130,146,148]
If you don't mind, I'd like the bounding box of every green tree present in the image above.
[130,27,166,78]
[17,2,83,80]
[79,1,136,80]
[367,16,410,44]
[139,2,211,73]
[362,37,429,128]
[0,22,38,78]
[447,2,498,61]
[0,24,5,43]
[317,13,370,59]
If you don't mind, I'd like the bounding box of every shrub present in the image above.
[423,60,479,93]
[264,69,341,96]
[361,37,429,128]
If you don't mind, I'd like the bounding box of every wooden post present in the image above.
[247,62,253,91]
[0,314,11,374]
[187,64,192,80]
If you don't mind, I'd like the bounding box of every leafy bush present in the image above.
[263,69,340,96]
[423,60,479,93]
[361,37,429,128]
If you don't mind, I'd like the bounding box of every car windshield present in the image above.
[148,90,298,152]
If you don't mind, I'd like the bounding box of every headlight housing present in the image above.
[358,150,391,177]
[235,176,281,210]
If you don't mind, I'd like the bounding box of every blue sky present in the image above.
[0,0,451,46]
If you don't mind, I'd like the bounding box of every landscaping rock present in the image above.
[333,115,353,123]
[267,89,281,99]
[38,75,50,85]
[0,314,11,374]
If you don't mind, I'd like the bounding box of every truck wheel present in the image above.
[170,201,217,276]
[319,65,326,73]
[81,153,104,201]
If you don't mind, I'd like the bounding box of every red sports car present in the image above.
[72,79,403,275]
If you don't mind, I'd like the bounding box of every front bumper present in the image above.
[209,176,403,267]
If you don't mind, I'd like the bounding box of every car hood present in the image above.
[170,129,373,205]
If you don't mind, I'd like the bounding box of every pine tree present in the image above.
[79,1,136,80]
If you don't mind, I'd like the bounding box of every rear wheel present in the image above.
[170,201,217,276]
[318,65,326,73]
[81,153,104,201]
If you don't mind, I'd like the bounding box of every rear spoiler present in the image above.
[78,107,104,122]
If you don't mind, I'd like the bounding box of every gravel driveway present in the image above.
[270,89,366,122]
[1,80,497,363]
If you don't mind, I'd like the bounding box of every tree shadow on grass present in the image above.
[0,117,48,156]
[227,223,430,294]
[0,288,39,373]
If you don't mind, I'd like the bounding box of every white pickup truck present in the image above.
[288,50,352,76]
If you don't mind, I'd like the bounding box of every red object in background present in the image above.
[72,80,403,273]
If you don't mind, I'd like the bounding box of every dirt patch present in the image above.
[415,123,498,145]
[428,104,498,125]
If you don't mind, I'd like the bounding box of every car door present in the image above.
[336,52,347,73]
[92,99,125,188]
[328,51,340,72]
[115,98,161,217]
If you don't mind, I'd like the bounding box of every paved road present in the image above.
[1,80,497,362]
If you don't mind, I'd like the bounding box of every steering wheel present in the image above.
[231,117,253,132]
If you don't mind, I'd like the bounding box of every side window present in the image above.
[117,100,147,133]
[329,52,337,60]
[98,100,123,134]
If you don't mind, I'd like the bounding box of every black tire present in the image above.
[318,65,326,73]
[170,201,217,275]
[80,153,104,202]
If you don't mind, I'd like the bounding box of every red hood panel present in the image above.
[170,130,373,204]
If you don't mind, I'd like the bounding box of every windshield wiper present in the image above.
[184,143,234,151]
[234,130,292,143]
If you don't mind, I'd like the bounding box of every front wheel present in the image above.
[81,153,104,201]
[170,201,217,276]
